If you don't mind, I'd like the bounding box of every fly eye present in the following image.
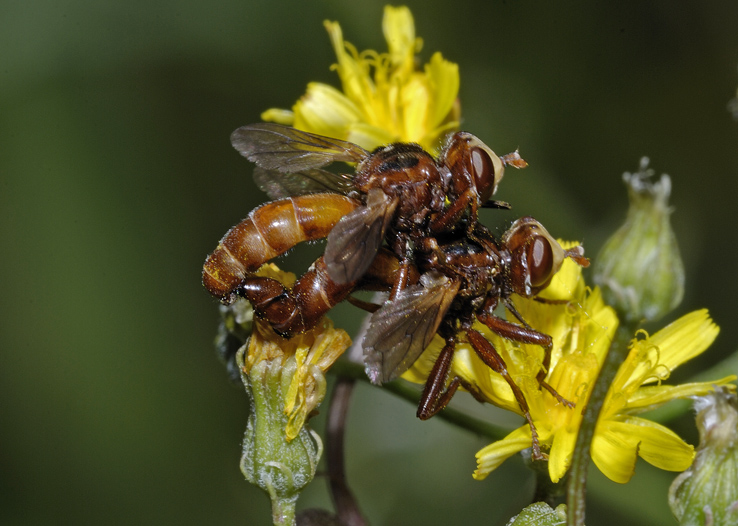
[526,236,554,288]
[470,146,500,202]
[504,216,569,296]
[471,146,493,185]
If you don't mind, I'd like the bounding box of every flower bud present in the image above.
[238,344,323,526]
[233,269,350,525]
[669,387,738,526]
[593,157,684,323]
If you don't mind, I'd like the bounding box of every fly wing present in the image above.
[363,272,460,384]
[324,188,398,284]
[231,123,368,172]
[252,166,355,199]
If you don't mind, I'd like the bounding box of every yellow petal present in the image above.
[549,425,578,483]
[625,377,738,413]
[614,310,719,394]
[607,340,658,405]
[512,282,617,380]
[283,319,350,440]
[382,5,417,70]
[546,351,599,414]
[255,263,296,287]
[593,417,696,483]
[400,334,521,413]
[400,74,430,142]
[422,119,460,154]
[324,20,374,108]
[424,52,460,129]
[579,287,620,363]
[591,421,640,484]
[612,417,695,471]
[453,342,521,413]
[292,82,362,138]
[474,426,532,480]
[644,309,719,377]
[260,108,295,125]
[399,334,443,384]
[346,121,397,151]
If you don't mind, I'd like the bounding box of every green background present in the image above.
[2,1,737,524]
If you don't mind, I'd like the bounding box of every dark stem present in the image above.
[531,457,567,507]
[566,323,637,526]
[326,377,367,526]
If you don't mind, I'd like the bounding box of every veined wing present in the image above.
[231,123,368,172]
[363,272,460,384]
[324,188,398,284]
[252,166,355,199]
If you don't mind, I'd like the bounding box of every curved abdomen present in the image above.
[202,194,359,303]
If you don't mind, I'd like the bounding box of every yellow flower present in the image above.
[261,5,460,153]
[241,264,351,441]
[402,245,736,484]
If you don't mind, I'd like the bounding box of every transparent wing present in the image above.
[231,123,368,172]
[252,166,355,199]
[363,272,460,384]
[324,188,398,284]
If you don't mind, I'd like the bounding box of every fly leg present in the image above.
[346,296,381,313]
[476,311,573,409]
[415,334,489,420]
[428,187,478,234]
[388,233,418,301]
[466,328,546,460]
[416,335,463,419]
[350,242,420,309]
[389,259,414,300]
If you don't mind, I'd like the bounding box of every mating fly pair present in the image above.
[202,123,589,458]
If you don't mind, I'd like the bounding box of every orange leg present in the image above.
[476,312,573,408]
[466,329,546,460]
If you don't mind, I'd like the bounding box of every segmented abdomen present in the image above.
[202,194,358,302]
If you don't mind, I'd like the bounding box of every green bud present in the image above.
[238,346,323,526]
[506,502,568,526]
[669,387,738,526]
[593,157,684,323]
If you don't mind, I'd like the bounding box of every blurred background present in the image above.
[2,1,737,524]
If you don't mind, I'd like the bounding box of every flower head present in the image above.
[241,265,351,441]
[237,265,351,522]
[261,5,460,153]
[402,246,735,483]
[669,387,738,525]
[593,158,685,323]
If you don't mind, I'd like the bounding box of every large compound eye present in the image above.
[471,146,493,190]
[526,236,554,289]
[503,216,567,297]
[467,137,504,203]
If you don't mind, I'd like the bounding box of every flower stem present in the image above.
[326,377,367,526]
[532,460,567,507]
[270,493,297,526]
[566,322,638,526]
